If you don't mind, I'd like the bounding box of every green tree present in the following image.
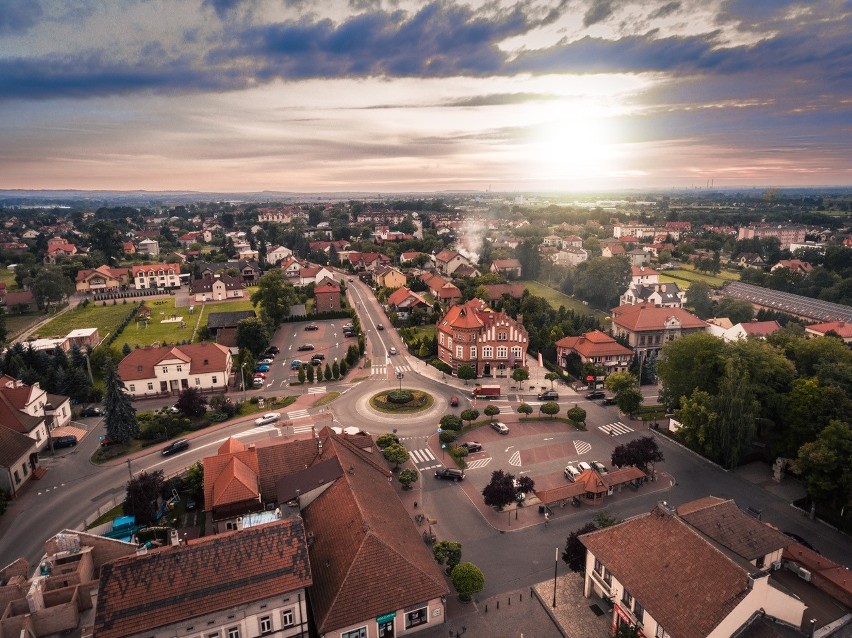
[103,360,139,443]
[456,364,475,382]
[124,470,165,526]
[685,280,714,318]
[563,522,598,571]
[544,371,560,388]
[122,342,132,356]
[781,377,851,457]
[716,297,754,324]
[512,367,529,383]
[482,469,516,509]
[332,359,340,379]
[175,387,208,418]
[324,362,332,380]
[615,387,643,418]
[540,401,560,417]
[250,269,297,328]
[382,442,409,470]
[339,359,348,377]
[604,371,638,395]
[440,414,463,431]
[460,408,479,425]
[451,562,484,602]
[792,420,852,512]
[297,367,306,383]
[185,461,204,498]
[31,266,74,311]
[235,317,270,357]
[657,332,728,409]
[566,405,586,425]
[376,432,400,448]
[714,361,759,469]
[433,540,463,572]
[517,403,533,416]
[306,364,314,383]
[398,468,418,490]
[483,405,500,422]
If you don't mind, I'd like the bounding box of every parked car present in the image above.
[564,465,581,481]
[578,461,593,472]
[376,323,384,330]
[161,439,190,456]
[592,461,609,475]
[304,324,319,331]
[184,494,197,511]
[80,406,103,418]
[265,346,280,355]
[52,435,78,449]
[253,372,268,380]
[252,378,265,387]
[291,359,304,370]
[311,353,325,361]
[388,346,397,355]
[601,396,618,406]
[258,358,274,365]
[449,395,460,407]
[585,390,606,400]
[538,390,559,401]
[435,467,465,481]
[491,421,509,435]
[254,364,270,373]
[100,437,118,447]
[167,405,181,414]
[459,441,482,453]
[254,412,281,426]
[297,344,315,351]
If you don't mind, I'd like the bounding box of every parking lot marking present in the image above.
[410,448,436,465]
[307,386,327,394]
[465,457,493,470]
[598,421,633,436]
[508,450,521,466]
[574,440,592,455]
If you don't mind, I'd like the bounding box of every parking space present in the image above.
[263,319,355,390]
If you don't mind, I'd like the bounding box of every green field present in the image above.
[519,280,604,317]
[36,302,138,340]
[661,266,740,288]
[0,269,18,290]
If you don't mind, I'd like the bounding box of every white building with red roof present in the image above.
[117,342,231,397]
[805,320,852,344]
[610,304,708,358]
[437,298,528,376]
[555,330,633,373]
[131,263,181,290]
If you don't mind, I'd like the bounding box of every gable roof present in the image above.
[117,342,230,381]
[434,248,460,263]
[738,320,782,337]
[555,330,633,358]
[189,274,244,294]
[206,310,256,330]
[0,425,36,467]
[491,258,521,270]
[610,304,707,332]
[93,518,312,638]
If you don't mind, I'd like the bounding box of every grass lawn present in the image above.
[36,302,138,339]
[0,269,18,290]
[520,280,606,318]
[412,324,436,340]
[6,313,44,339]
[662,267,739,288]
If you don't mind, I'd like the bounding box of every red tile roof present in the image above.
[555,330,633,359]
[314,284,340,294]
[94,518,312,638]
[806,320,852,338]
[131,263,181,277]
[0,425,35,468]
[118,342,230,381]
[739,320,782,337]
[610,304,707,332]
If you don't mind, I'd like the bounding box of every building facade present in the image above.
[610,304,707,359]
[555,330,633,373]
[132,263,181,290]
[117,342,232,397]
[437,298,528,377]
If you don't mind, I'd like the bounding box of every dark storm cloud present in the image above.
[202,0,247,19]
[0,0,43,35]
[583,0,613,27]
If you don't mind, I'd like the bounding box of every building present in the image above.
[0,426,38,498]
[620,282,686,308]
[482,283,525,303]
[374,265,407,289]
[626,248,650,267]
[805,320,852,344]
[630,266,659,285]
[131,263,181,290]
[387,287,430,319]
[717,320,782,342]
[190,273,245,302]
[314,283,342,312]
[66,327,100,350]
[44,237,78,264]
[136,238,159,257]
[580,499,805,638]
[0,375,71,452]
[117,342,232,397]
[771,259,813,275]
[75,265,130,293]
[551,247,588,266]
[348,251,391,272]
[489,258,522,278]
[738,224,807,249]
[610,304,708,359]
[437,298,528,377]
[613,222,655,240]
[94,519,312,638]
[722,281,852,323]
[266,244,293,264]
[433,249,470,276]
[421,273,462,304]
[601,242,626,258]
[555,330,633,374]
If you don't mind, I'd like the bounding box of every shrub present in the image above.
[440,414,463,431]
[451,562,484,601]
[387,389,413,404]
[439,430,457,444]
[399,468,418,490]
[376,433,400,448]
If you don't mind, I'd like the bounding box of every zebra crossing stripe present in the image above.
[598,421,633,436]
[307,386,327,394]
[410,448,436,464]
[287,409,310,419]
[498,405,514,414]
[508,451,521,466]
[292,424,315,434]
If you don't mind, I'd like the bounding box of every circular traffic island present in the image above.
[370,388,434,414]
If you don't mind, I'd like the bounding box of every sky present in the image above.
[1,0,851,193]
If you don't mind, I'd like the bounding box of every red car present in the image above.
[450,395,459,407]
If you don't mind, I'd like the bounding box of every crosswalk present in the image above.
[493,402,514,414]
[598,421,634,436]
[287,409,310,420]
[371,365,387,377]
[410,448,440,470]
[307,386,327,394]
[292,423,315,434]
[574,440,592,455]
[393,364,412,373]
[465,457,493,470]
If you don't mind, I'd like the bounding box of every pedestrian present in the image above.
[544,511,550,525]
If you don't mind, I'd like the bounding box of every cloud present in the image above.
[443,92,560,107]
[202,0,247,20]
[583,0,613,27]
[0,0,43,35]
[648,1,681,20]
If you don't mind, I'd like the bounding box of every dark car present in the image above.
[52,435,78,449]
[265,346,280,355]
[184,494,197,511]
[435,467,465,481]
[538,390,559,401]
[585,390,606,400]
[304,324,319,331]
[100,437,119,447]
[376,323,384,330]
[311,353,325,361]
[297,344,315,351]
[459,441,482,453]
[601,396,618,406]
[80,406,103,418]
[161,439,190,456]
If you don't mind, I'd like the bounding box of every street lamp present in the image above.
[241,363,246,404]
[552,547,559,608]
[396,371,404,392]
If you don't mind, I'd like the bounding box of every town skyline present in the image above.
[2,0,851,192]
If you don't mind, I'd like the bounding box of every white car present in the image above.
[258,358,274,365]
[564,465,581,481]
[388,346,397,355]
[254,412,281,426]
[577,461,593,472]
[491,421,509,435]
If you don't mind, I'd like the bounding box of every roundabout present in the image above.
[369,388,434,413]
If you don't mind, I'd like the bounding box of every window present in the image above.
[281,609,294,627]
[456,346,463,358]
[405,606,428,629]
[498,332,507,341]
[439,333,445,345]
[594,559,603,575]
[448,338,453,349]
[176,365,182,373]
[162,367,168,373]
[483,346,493,358]
[634,600,644,623]
[756,555,765,569]
[147,383,153,391]
[13,470,20,484]
[204,359,209,365]
[22,464,28,477]
[342,628,367,638]
[470,346,477,358]
[129,384,135,392]
[511,346,522,359]
[604,570,612,586]
[259,616,273,635]
[212,376,218,384]
[226,627,240,638]
[195,378,201,385]
[497,346,508,359]
[208,633,220,638]
[621,589,633,607]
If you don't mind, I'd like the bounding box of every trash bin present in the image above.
[538,505,545,514]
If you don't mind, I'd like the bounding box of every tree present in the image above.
[545,372,560,388]
[376,432,400,448]
[563,522,598,571]
[440,414,463,431]
[517,403,533,416]
[451,562,484,602]
[483,405,500,422]
[512,367,529,383]
[102,360,139,443]
[339,359,348,377]
[566,405,586,425]
[540,401,560,417]
[716,297,755,324]
[482,469,516,510]
[657,332,727,409]
[792,420,852,512]
[235,317,270,357]
[433,540,463,573]
[332,359,340,379]
[122,342,132,356]
[297,367,306,383]
[382,442,409,470]
[604,371,638,396]
[175,387,208,418]
[456,364,475,382]
[460,408,479,425]
[306,364,314,383]
[611,436,664,471]
[324,362,332,380]
[31,266,74,311]
[124,470,164,525]
[685,280,714,318]
[398,468,418,490]
[185,461,204,498]
[615,387,643,418]
[250,269,297,328]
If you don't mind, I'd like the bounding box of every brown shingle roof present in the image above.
[555,330,633,359]
[0,426,35,467]
[211,456,260,507]
[93,518,312,638]
[118,342,229,381]
[610,303,707,332]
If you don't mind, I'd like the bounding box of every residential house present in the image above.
[738,224,807,249]
[190,274,245,302]
[348,251,391,272]
[542,234,562,247]
[66,328,100,350]
[75,265,130,293]
[137,238,159,257]
[771,259,814,275]
[437,298,528,377]
[44,237,78,264]
[489,258,522,278]
[0,375,71,451]
[630,266,659,285]
[421,273,462,304]
[122,241,136,255]
[117,342,232,397]
[663,221,691,239]
[3,290,37,313]
[237,247,259,261]
[0,426,38,498]
[735,252,766,269]
[610,304,708,359]
[132,263,181,290]
[555,330,633,374]
[399,251,426,265]
[710,320,782,342]
[433,249,470,276]
[177,231,202,247]
[580,500,805,638]
[601,242,626,258]
[626,248,650,267]
[482,283,525,303]
[643,242,675,258]
[805,320,852,344]
[552,247,588,266]
[266,244,293,265]
[620,282,686,308]
[387,287,430,319]
[314,283,342,313]
[374,265,407,290]
[563,235,583,248]
[279,256,306,279]
[94,518,312,638]
[197,260,260,284]
[297,265,335,287]
[0,242,28,255]
[206,310,257,351]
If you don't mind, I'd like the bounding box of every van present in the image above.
[564,465,581,481]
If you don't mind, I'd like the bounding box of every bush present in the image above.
[387,389,414,404]
[208,410,229,422]
[439,430,457,444]
[399,468,418,490]
[440,414,463,431]
[431,358,453,374]
[451,562,484,601]
[376,433,400,449]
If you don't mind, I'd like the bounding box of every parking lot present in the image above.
[258,319,356,391]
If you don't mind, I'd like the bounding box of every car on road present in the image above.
[161,439,190,456]
[52,435,78,449]
[459,441,482,453]
[304,324,319,331]
[311,353,325,361]
[585,390,606,400]
[80,406,103,417]
[297,344,315,351]
[450,395,459,407]
[592,461,609,474]
[538,390,559,401]
[388,346,397,355]
[564,465,581,481]
[491,421,509,435]
[577,461,593,472]
[254,412,281,426]
[254,364,270,373]
[100,437,118,447]
[291,359,303,370]
[376,323,384,330]
[601,396,618,406]
[258,358,274,365]
[265,346,280,355]
[435,467,465,481]
[167,405,181,414]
